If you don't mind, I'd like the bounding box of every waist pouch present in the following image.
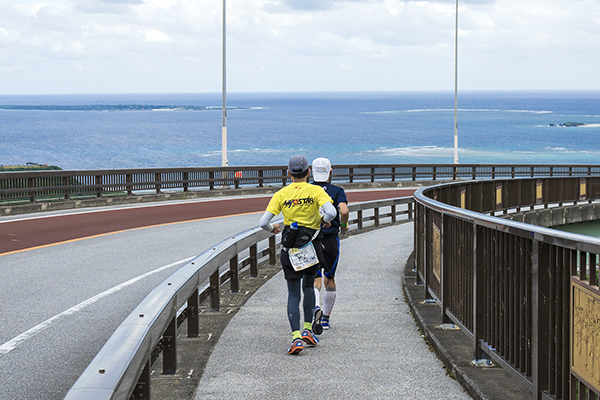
[281,225,319,249]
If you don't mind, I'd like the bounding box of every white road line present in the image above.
[0,256,194,356]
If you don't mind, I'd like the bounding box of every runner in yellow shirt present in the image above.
[259,155,336,354]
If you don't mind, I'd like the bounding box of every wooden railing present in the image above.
[414,176,600,400]
[2,164,600,204]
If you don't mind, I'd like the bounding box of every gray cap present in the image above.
[288,155,309,174]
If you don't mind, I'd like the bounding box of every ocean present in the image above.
[1,91,599,170]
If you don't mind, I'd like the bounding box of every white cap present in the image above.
[312,157,332,182]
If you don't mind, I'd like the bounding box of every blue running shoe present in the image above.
[322,317,330,330]
[312,307,323,335]
[288,338,304,355]
[301,329,320,346]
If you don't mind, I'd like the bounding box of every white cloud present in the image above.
[143,28,172,42]
[0,0,598,94]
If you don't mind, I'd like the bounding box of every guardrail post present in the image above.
[209,171,215,190]
[132,360,151,400]
[391,167,396,182]
[357,210,363,230]
[63,176,70,200]
[258,170,264,187]
[374,208,380,227]
[155,173,161,194]
[27,177,36,203]
[472,223,489,362]
[391,204,397,223]
[210,270,220,311]
[95,175,102,198]
[126,173,133,195]
[250,244,258,277]
[441,214,452,323]
[371,167,375,183]
[349,168,354,183]
[187,289,199,338]
[433,166,437,181]
[183,172,189,192]
[162,317,177,375]
[532,239,550,398]
[230,255,239,293]
[412,166,416,181]
[408,202,413,220]
[269,236,277,265]
[472,166,476,180]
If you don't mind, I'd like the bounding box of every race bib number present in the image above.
[288,242,319,271]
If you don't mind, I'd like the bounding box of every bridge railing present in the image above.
[64,197,414,400]
[414,176,600,400]
[2,164,600,204]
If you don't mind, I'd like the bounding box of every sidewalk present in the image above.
[193,223,471,400]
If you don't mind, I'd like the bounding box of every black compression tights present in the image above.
[286,274,316,332]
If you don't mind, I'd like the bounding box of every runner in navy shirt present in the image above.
[310,157,349,332]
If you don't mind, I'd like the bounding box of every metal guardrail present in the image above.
[64,197,414,400]
[414,176,600,400]
[2,164,600,204]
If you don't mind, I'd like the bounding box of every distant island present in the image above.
[0,105,249,111]
[0,162,62,172]
[549,122,587,127]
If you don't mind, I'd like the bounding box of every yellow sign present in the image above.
[536,181,543,203]
[496,185,502,208]
[432,223,441,283]
[572,278,600,392]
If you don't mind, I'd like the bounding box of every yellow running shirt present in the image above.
[266,181,333,230]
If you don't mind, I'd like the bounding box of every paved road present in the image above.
[0,188,413,400]
[1,188,414,255]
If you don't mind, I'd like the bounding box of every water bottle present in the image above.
[282,222,299,248]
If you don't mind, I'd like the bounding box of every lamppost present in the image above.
[222,0,228,169]
[453,0,459,164]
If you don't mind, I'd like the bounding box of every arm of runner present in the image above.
[339,202,350,233]
[321,201,336,228]
[259,211,280,234]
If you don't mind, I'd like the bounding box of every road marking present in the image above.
[0,256,194,356]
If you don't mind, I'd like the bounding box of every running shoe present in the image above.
[301,329,320,346]
[288,338,304,355]
[312,307,323,335]
[322,317,330,330]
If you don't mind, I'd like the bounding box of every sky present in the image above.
[1,0,599,94]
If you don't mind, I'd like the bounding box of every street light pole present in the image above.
[453,0,459,164]
[222,0,228,169]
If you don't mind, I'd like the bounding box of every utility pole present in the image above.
[453,0,459,164]
[222,0,228,169]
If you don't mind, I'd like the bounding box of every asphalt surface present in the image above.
[193,223,472,400]
[0,188,413,400]
[0,188,414,255]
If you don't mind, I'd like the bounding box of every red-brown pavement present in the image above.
[0,188,415,255]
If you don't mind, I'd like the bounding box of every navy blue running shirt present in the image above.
[312,181,347,235]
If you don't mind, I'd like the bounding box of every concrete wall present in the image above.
[504,203,600,228]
